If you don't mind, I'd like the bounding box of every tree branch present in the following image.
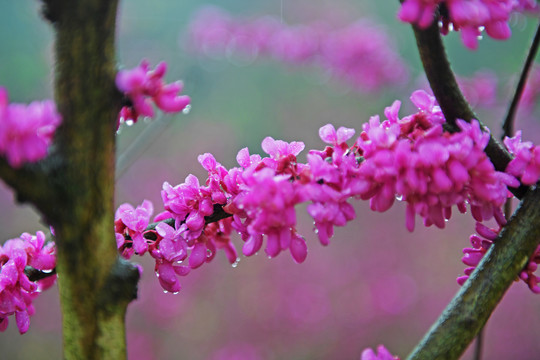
[412,20,531,199]
[0,156,60,221]
[407,186,540,359]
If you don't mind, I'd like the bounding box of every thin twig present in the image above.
[116,114,173,180]
[502,20,540,140]
[473,329,483,360]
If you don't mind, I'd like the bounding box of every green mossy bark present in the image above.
[41,1,138,359]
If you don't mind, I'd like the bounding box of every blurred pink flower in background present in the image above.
[0,87,61,168]
[186,6,409,92]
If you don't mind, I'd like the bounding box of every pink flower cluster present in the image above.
[116,89,525,293]
[361,345,400,360]
[398,0,538,49]
[356,90,515,231]
[116,60,191,128]
[0,231,56,334]
[504,131,540,185]
[459,220,540,293]
[0,87,61,168]
[115,199,232,293]
[187,6,408,92]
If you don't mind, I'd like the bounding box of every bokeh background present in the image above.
[1,1,540,359]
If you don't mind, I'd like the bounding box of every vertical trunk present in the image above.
[42,1,139,358]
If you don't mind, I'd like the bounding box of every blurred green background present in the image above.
[1,1,540,359]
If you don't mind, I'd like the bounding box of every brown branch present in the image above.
[0,156,60,222]
[412,21,531,200]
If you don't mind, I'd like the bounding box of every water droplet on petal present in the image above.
[396,194,403,201]
[125,119,134,126]
[232,258,240,268]
[163,290,168,294]
[172,291,179,295]
[182,104,192,115]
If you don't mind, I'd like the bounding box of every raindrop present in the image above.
[42,269,53,274]
[232,258,240,268]
[172,291,179,295]
[125,119,134,126]
[182,104,192,115]
[396,194,403,201]
[163,290,168,294]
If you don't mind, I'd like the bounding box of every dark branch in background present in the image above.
[0,157,58,220]
[502,20,540,140]
[412,20,531,199]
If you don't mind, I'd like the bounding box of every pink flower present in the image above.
[161,176,214,241]
[504,131,540,185]
[151,222,190,293]
[115,200,154,257]
[0,231,56,334]
[116,60,190,126]
[459,218,540,293]
[398,0,527,49]
[361,345,400,360]
[0,87,61,168]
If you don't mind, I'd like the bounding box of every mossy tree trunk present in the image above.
[40,1,139,358]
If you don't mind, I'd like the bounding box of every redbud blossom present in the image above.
[0,87,61,168]
[361,345,400,360]
[398,0,538,49]
[504,131,540,185]
[459,219,540,294]
[114,89,535,295]
[116,60,190,127]
[0,231,56,334]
